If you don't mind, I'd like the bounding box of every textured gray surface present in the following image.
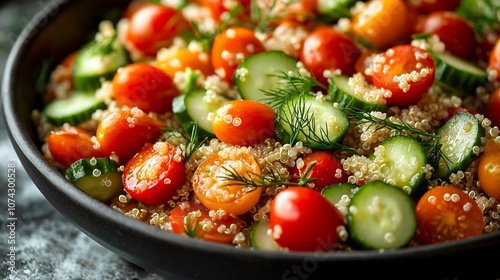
[0,1,164,279]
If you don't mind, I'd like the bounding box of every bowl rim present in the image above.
[2,0,500,269]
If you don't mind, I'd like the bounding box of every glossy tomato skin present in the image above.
[290,151,348,192]
[112,63,180,114]
[124,5,191,57]
[123,142,186,205]
[415,186,484,245]
[201,0,252,22]
[299,26,361,86]
[478,141,500,200]
[488,39,500,82]
[371,45,435,107]
[47,126,104,167]
[156,48,213,80]
[169,200,244,244]
[414,11,476,59]
[269,187,345,251]
[407,0,461,14]
[213,100,276,146]
[485,88,500,127]
[96,108,164,164]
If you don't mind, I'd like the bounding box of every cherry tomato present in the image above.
[123,142,186,205]
[156,48,214,80]
[371,45,435,106]
[299,26,361,86]
[257,0,317,24]
[47,126,104,167]
[96,108,164,164]
[485,88,500,127]
[122,0,154,19]
[269,187,345,251]
[192,148,262,216]
[415,186,484,245]
[351,0,409,49]
[124,5,191,57]
[407,0,461,14]
[444,107,477,122]
[414,11,477,59]
[354,50,376,83]
[169,200,244,244]
[112,63,180,114]
[488,39,500,82]
[212,100,276,146]
[478,144,500,201]
[211,27,266,84]
[289,151,348,192]
[201,0,252,23]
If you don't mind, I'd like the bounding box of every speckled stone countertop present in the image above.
[0,1,164,279]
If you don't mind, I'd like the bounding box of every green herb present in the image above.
[250,0,299,32]
[183,212,204,238]
[88,33,118,56]
[182,122,208,162]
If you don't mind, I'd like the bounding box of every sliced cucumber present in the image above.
[44,92,106,126]
[73,34,129,93]
[173,89,232,138]
[64,157,124,202]
[234,50,308,110]
[347,180,417,250]
[435,112,484,179]
[321,183,359,206]
[249,220,282,251]
[275,93,350,149]
[372,135,427,196]
[328,75,389,112]
[317,0,357,21]
[432,51,488,95]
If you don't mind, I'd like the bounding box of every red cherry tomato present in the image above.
[290,151,348,192]
[407,0,461,14]
[485,88,500,127]
[122,0,154,19]
[201,0,252,22]
[299,26,361,86]
[212,100,276,146]
[415,186,484,245]
[269,187,345,251]
[488,39,500,82]
[112,63,180,114]
[354,50,376,83]
[371,45,435,106]
[96,108,164,164]
[211,27,266,84]
[444,107,477,122]
[124,5,191,57]
[123,142,186,205]
[414,11,477,59]
[47,126,104,167]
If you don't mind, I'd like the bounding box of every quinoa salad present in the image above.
[33,0,500,252]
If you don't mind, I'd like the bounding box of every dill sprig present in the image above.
[164,122,207,162]
[183,212,204,239]
[88,33,118,56]
[250,0,299,32]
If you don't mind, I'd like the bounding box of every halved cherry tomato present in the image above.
[156,48,214,80]
[269,187,345,251]
[371,45,435,106]
[124,5,191,57]
[299,26,361,86]
[488,39,500,82]
[415,186,484,245]
[354,50,376,83]
[414,11,477,59]
[478,140,500,200]
[201,0,252,23]
[47,126,104,167]
[485,88,500,127]
[96,108,164,164]
[112,63,180,114]
[289,151,347,192]
[123,142,186,205]
[192,148,262,216]
[212,100,276,146]
[351,0,408,49]
[211,27,266,84]
[407,0,461,14]
[169,200,244,244]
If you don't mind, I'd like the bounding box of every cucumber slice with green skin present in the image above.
[275,93,350,149]
[64,157,123,202]
[347,180,417,250]
[328,75,389,112]
[317,0,357,21]
[73,34,129,93]
[372,135,427,196]
[44,92,106,126]
[172,89,232,138]
[432,51,488,95]
[321,183,359,206]
[249,220,282,251]
[234,50,309,110]
[435,112,484,179]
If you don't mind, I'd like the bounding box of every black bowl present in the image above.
[3,1,500,279]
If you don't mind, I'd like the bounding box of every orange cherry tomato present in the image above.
[192,148,262,216]
[122,142,186,206]
[488,39,500,82]
[257,0,317,24]
[485,88,500,127]
[351,0,409,49]
[156,48,214,80]
[212,100,276,146]
[169,200,244,244]
[478,141,500,201]
[96,108,164,164]
[47,126,104,167]
[415,186,484,245]
[371,45,435,106]
[211,27,266,84]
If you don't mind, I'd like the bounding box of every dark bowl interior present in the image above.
[3,1,500,279]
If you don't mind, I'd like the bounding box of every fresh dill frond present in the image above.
[183,122,208,162]
[88,33,118,56]
[250,0,300,32]
[183,212,204,239]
